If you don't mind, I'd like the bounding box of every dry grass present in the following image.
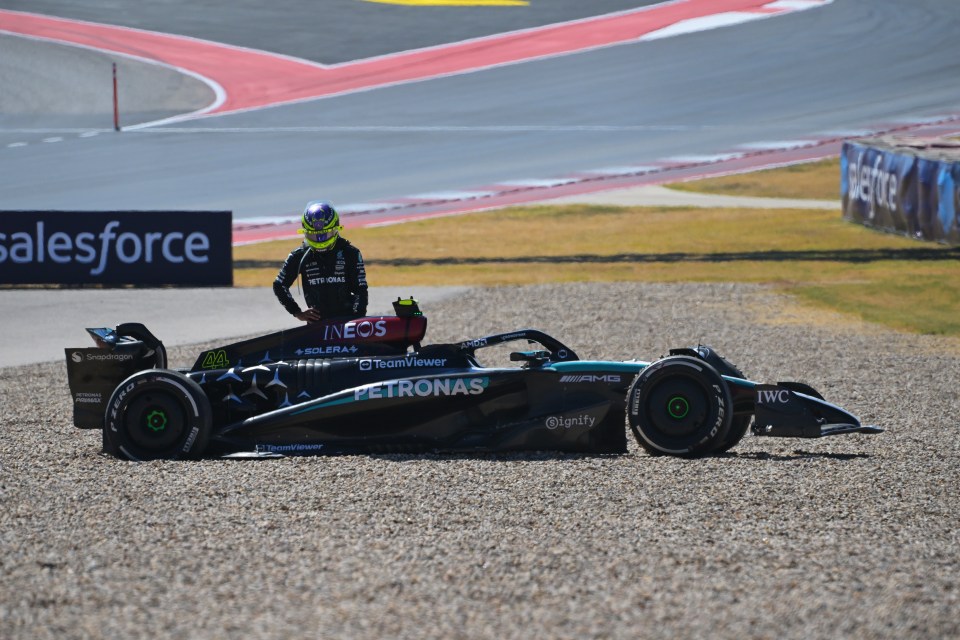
[668,158,841,200]
[234,160,960,337]
[235,205,946,285]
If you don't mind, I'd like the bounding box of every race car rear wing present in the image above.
[65,323,166,429]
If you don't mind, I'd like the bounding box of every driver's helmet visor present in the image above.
[302,227,340,245]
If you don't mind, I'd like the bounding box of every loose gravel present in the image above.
[2,283,958,639]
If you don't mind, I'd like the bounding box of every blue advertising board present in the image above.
[0,210,233,285]
[841,140,960,244]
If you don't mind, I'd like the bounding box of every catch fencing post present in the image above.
[112,63,120,132]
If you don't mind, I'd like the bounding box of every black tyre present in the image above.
[711,415,752,454]
[104,369,211,461]
[627,356,733,457]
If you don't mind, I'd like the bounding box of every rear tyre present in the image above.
[104,369,211,461]
[627,356,733,457]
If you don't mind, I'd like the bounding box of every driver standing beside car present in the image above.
[273,200,368,322]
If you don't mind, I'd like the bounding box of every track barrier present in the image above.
[0,211,233,286]
[842,137,960,245]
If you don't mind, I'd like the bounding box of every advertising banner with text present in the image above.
[841,140,960,245]
[0,210,233,285]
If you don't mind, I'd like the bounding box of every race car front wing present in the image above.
[752,384,882,439]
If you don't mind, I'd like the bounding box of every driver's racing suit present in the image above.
[273,238,368,319]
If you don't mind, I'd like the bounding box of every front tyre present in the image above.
[711,416,752,454]
[627,356,733,457]
[104,369,211,461]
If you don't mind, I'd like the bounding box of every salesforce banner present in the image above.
[0,210,233,285]
[841,139,960,245]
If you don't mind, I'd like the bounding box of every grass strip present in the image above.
[235,202,959,337]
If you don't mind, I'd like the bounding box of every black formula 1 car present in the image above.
[65,298,881,461]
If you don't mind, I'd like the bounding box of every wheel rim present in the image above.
[667,395,690,419]
[125,392,186,450]
[644,376,708,438]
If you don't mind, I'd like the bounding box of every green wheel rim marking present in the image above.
[146,409,168,432]
[667,396,690,419]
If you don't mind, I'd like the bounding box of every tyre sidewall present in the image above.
[712,415,752,454]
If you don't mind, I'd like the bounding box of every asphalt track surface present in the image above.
[1,0,959,226]
[1,0,658,64]
[0,0,958,375]
[1,1,958,356]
